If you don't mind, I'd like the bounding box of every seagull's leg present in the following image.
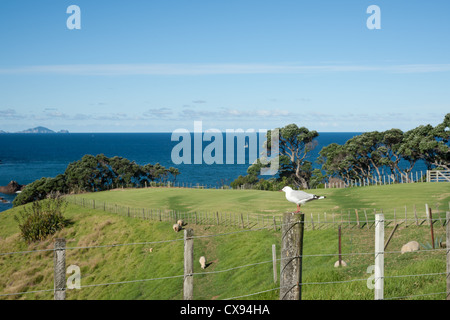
[295,204,301,213]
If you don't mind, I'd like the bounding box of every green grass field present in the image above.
[0,183,449,300]
[71,182,449,221]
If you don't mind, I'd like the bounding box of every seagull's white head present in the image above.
[281,186,293,193]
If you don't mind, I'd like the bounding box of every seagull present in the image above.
[280,186,326,213]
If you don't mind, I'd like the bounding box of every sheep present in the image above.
[199,256,206,269]
[173,224,181,232]
[401,241,420,254]
[177,219,186,227]
[334,260,347,268]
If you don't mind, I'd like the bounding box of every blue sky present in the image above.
[0,0,449,132]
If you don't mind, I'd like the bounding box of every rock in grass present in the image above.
[401,241,420,254]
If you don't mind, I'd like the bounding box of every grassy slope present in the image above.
[0,203,280,300]
[0,183,449,300]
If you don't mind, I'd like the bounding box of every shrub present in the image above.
[14,193,68,242]
[13,175,66,207]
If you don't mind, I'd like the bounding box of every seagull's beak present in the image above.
[278,189,283,192]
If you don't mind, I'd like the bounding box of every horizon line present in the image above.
[0,130,365,134]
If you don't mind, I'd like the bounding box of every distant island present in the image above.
[0,126,69,134]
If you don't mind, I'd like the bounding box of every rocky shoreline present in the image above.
[0,196,10,203]
[0,180,25,194]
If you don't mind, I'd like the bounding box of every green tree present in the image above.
[168,167,181,183]
[318,143,356,181]
[232,124,319,189]
[424,113,450,169]
[397,125,434,180]
[268,124,319,189]
[13,175,67,206]
[14,154,181,206]
[344,132,384,179]
[378,128,404,182]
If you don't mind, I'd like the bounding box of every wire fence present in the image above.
[65,196,449,232]
[232,169,450,190]
[55,168,449,199]
[1,211,449,300]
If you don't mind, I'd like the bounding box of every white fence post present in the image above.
[183,229,194,300]
[375,214,384,300]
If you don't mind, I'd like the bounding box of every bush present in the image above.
[14,193,68,242]
[13,175,66,207]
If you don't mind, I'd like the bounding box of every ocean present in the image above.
[0,132,425,212]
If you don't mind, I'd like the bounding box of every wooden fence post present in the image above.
[272,244,277,283]
[355,209,360,228]
[384,223,399,251]
[414,205,418,226]
[338,225,342,266]
[375,214,384,300]
[364,210,369,230]
[429,208,435,249]
[404,206,408,227]
[183,229,194,300]
[54,238,66,300]
[280,212,305,300]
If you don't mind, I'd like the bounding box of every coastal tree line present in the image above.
[230,113,450,190]
[13,154,180,206]
[12,113,449,205]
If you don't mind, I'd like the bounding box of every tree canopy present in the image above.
[233,113,449,190]
[232,124,319,189]
[13,154,180,206]
[319,113,450,183]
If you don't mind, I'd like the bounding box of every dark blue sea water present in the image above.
[0,132,426,212]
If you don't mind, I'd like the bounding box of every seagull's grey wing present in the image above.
[290,190,315,201]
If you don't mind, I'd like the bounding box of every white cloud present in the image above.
[143,108,173,118]
[0,108,25,119]
[1,63,450,76]
[178,107,296,120]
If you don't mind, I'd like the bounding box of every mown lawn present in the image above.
[71,182,449,222]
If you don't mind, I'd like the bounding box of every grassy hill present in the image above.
[0,183,448,300]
